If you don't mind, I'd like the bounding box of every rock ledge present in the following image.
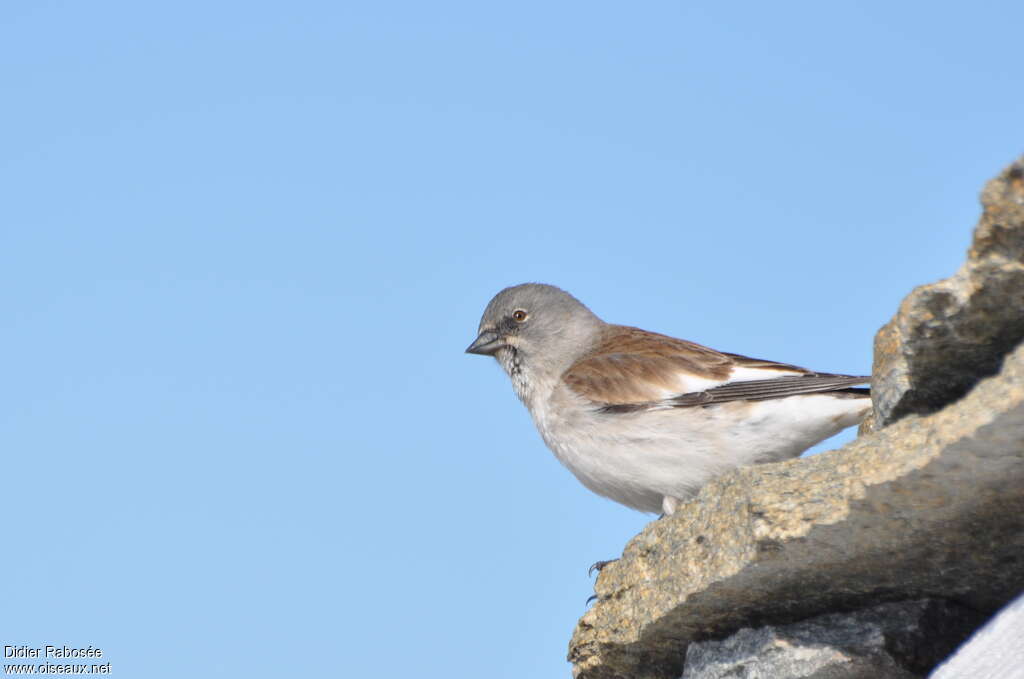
[569,157,1024,679]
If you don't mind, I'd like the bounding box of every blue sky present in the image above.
[2,2,1021,677]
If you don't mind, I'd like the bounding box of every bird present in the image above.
[466,283,871,516]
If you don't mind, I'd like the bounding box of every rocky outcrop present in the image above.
[872,159,1024,427]
[683,600,979,679]
[569,156,1024,679]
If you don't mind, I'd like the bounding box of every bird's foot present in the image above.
[588,559,619,577]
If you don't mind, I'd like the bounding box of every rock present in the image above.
[682,600,976,679]
[871,156,1024,427]
[569,156,1024,679]
[929,593,1024,679]
[570,343,1024,678]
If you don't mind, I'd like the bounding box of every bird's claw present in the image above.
[588,559,618,577]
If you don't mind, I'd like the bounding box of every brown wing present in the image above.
[563,325,868,412]
[562,326,732,404]
[563,325,809,404]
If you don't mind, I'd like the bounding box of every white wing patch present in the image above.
[727,365,806,382]
[656,374,725,397]
[661,365,805,399]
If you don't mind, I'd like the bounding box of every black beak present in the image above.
[465,330,504,356]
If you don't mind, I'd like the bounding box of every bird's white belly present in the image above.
[531,388,869,514]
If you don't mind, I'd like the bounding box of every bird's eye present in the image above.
[512,309,529,322]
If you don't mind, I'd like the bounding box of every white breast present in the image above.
[529,383,870,514]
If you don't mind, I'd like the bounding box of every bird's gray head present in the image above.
[466,284,604,386]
